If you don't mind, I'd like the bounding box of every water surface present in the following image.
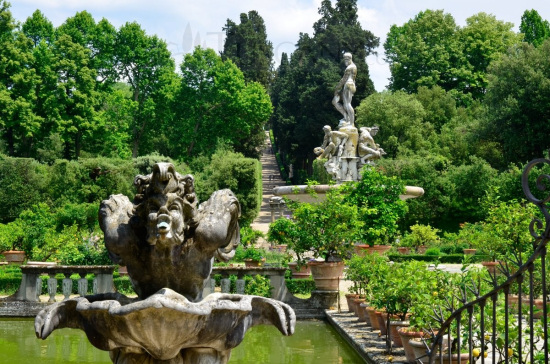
[0,318,363,363]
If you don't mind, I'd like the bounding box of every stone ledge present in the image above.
[325,310,407,364]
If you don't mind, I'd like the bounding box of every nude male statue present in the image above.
[332,52,357,127]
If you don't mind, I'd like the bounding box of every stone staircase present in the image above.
[250,131,286,238]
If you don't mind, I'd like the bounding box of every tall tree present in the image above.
[458,13,521,99]
[271,0,378,177]
[520,9,550,47]
[222,10,273,88]
[384,10,466,96]
[484,40,550,165]
[113,22,175,157]
[170,47,272,161]
[52,34,99,159]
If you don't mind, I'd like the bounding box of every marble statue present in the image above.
[358,126,386,166]
[35,163,295,364]
[332,52,357,127]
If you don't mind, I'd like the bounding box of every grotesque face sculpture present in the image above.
[132,164,197,247]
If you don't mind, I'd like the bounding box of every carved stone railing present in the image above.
[8,265,116,302]
[205,266,288,300]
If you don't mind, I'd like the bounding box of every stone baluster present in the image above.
[35,276,42,301]
[220,278,231,293]
[236,279,245,295]
[62,273,72,300]
[47,273,57,303]
[78,272,88,297]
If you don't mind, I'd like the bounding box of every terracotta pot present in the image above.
[345,293,360,313]
[516,297,546,319]
[389,320,409,347]
[244,258,265,268]
[397,247,411,255]
[416,246,428,254]
[308,261,345,291]
[354,301,368,322]
[398,328,426,363]
[287,262,311,279]
[352,297,366,316]
[436,353,470,364]
[369,245,392,255]
[409,338,430,364]
[463,248,477,255]
[375,310,387,335]
[274,244,287,253]
[2,250,26,264]
[366,306,380,330]
[354,244,369,257]
[359,303,371,325]
[481,261,500,275]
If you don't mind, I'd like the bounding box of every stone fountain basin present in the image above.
[35,289,295,361]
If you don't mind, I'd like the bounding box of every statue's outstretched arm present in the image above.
[195,189,241,254]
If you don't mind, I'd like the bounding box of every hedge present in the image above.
[388,254,492,264]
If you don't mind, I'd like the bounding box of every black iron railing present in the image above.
[418,158,550,364]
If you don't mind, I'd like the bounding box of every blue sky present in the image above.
[8,0,550,91]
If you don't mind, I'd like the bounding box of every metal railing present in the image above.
[421,158,549,364]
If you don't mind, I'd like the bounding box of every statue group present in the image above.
[315,52,385,182]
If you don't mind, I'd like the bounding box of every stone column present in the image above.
[47,274,57,303]
[62,273,72,300]
[78,272,88,297]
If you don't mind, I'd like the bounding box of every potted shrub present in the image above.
[241,246,266,267]
[341,167,407,249]
[0,221,26,264]
[268,216,310,278]
[282,187,364,291]
[401,224,440,254]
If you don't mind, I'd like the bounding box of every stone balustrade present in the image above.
[9,265,116,302]
[205,266,288,301]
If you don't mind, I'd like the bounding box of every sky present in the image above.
[7,0,550,91]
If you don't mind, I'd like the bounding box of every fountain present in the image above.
[34,162,295,364]
[275,52,423,203]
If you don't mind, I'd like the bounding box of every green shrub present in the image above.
[285,277,315,296]
[425,247,441,256]
[195,151,262,225]
[0,156,48,223]
[244,275,272,297]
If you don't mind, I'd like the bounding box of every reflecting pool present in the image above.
[0,318,363,363]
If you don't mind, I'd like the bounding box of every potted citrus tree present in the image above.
[268,216,311,278]
[341,167,407,253]
[0,221,27,264]
[401,224,440,254]
[283,187,364,291]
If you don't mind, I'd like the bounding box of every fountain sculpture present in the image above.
[314,52,386,182]
[35,163,295,364]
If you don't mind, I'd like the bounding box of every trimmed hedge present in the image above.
[388,254,492,264]
[285,277,316,296]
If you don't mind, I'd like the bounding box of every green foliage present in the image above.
[345,253,389,297]
[285,277,315,296]
[172,47,272,160]
[520,9,550,47]
[341,167,407,245]
[239,226,265,248]
[484,40,550,165]
[239,246,266,262]
[401,224,440,248]
[0,156,48,222]
[222,11,273,88]
[195,150,262,225]
[280,187,363,262]
[244,274,272,297]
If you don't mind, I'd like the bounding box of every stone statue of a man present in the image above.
[332,52,357,127]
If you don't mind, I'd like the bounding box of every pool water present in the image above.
[0,318,363,363]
